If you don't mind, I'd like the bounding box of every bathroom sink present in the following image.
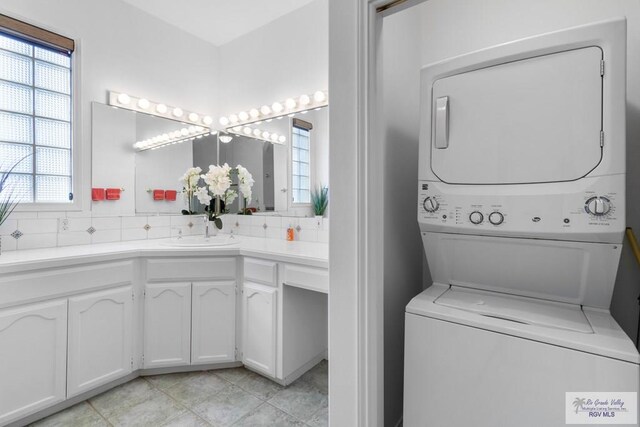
[161,235,237,247]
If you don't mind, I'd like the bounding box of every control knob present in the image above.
[585,197,612,216]
[488,212,504,225]
[469,211,484,224]
[423,197,439,213]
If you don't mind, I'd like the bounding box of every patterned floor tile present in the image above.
[268,380,328,421]
[235,371,283,400]
[160,411,211,426]
[107,391,187,427]
[163,372,229,407]
[305,403,329,427]
[232,402,305,426]
[215,367,251,385]
[88,378,155,419]
[192,384,262,426]
[30,402,107,427]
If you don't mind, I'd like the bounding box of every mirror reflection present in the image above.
[91,102,328,217]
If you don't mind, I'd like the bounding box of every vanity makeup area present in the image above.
[0,6,329,424]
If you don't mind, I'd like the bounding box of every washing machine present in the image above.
[405,18,640,427]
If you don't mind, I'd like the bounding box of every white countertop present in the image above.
[0,236,328,274]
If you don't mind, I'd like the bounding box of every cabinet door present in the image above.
[242,282,277,377]
[144,282,191,368]
[0,300,67,425]
[67,286,133,397]
[192,281,236,365]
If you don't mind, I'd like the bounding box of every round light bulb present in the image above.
[272,102,283,113]
[299,94,310,106]
[260,105,271,115]
[278,135,286,143]
[188,112,199,122]
[271,134,278,142]
[262,131,270,139]
[188,126,197,134]
[156,103,167,114]
[238,111,249,121]
[181,128,189,136]
[313,90,326,103]
[173,107,184,118]
[243,127,252,135]
[229,114,238,124]
[285,98,296,109]
[117,93,131,105]
[203,116,213,125]
[137,98,150,109]
[249,109,260,118]
[220,135,233,144]
[219,116,229,126]
[253,129,261,137]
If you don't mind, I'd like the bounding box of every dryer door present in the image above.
[431,47,603,185]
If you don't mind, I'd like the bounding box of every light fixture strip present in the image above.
[134,130,216,152]
[219,90,328,128]
[108,91,214,127]
[227,125,287,145]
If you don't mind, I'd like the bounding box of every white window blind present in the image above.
[0,30,73,203]
[291,122,311,204]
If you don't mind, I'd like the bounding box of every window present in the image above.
[291,118,312,204]
[0,15,74,204]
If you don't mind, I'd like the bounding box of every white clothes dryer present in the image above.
[405,18,639,427]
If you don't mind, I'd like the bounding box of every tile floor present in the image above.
[31,361,328,427]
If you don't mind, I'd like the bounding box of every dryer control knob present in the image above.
[469,211,484,225]
[585,197,612,216]
[489,212,504,225]
[423,197,439,213]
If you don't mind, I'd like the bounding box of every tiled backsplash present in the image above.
[0,212,329,252]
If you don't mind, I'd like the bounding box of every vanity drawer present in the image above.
[146,257,236,282]
[0,260,135,309]
[282,264,328,294]
[243,258,277,286]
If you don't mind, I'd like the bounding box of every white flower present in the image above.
[179,166,202,190]
[236,164,255,202]
[202,163,232,197]
[194,186,212,205]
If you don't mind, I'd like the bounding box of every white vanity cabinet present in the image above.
[0,300,68,426]
[242,282,278,377]
[143,282,192,368]
[142,257,237,369]
[192,281,236,364]
[67,286,134,397]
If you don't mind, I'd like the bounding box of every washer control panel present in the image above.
[417,176,624,243]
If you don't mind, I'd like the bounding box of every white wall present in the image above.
[0,0,219,214]
[378,0,640,424]
[217,0,328,115]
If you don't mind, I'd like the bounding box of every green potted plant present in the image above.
[311,185,329,223]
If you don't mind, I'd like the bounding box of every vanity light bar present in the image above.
[229,125,287,145]
[133,127,217,152]
[108,91,214,127]
[219,90,328,127]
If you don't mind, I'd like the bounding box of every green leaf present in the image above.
[214,218,223,229]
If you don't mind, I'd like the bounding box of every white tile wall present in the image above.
[0,212,329,253]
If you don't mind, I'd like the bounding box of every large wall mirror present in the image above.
[91,102,328,216]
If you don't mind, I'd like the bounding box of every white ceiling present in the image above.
[121,0,317,46]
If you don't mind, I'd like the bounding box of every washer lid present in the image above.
[434,286,593,333]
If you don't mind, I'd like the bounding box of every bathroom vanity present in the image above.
[0,237,328,426]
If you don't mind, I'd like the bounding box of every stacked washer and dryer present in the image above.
[404,19,640,427]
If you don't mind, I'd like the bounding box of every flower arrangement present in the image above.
[186,163,254,229]
[179,166,202,214]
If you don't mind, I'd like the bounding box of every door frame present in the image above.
[328,0,428,426]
